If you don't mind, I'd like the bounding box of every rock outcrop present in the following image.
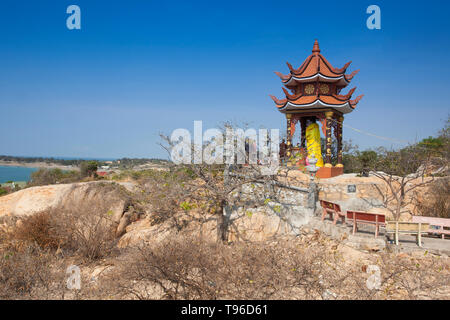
[0,181,139,236]
[0,172,441,249]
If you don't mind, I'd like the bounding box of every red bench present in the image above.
[320,200,345,225]
[411,216,450,239]
[346,211,386,238]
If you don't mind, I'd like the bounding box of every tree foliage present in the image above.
[29,168,80,186]
[80,161,99,178]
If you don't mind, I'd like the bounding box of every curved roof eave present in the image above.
[285,73,349,87]
[278,100,355,114]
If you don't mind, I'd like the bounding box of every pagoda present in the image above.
[270,40,363,178]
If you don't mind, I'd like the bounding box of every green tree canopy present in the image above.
[80,161,99,178]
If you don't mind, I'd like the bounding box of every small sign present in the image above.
[347,184,356,193]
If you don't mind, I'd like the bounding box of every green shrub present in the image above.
[0,188,8,196]
[80,161,99,178]
[29,168,80,186]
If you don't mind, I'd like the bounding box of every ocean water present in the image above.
[0,166,39,183]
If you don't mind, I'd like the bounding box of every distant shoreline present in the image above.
[0,161,79,171]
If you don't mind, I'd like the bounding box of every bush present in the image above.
[29,168,80,187]
[9,201,118,261]
[109,233,450,300]
[0,242,63,299]
[14,212,60,250]
[112,235,348,300]
[0,187,8,196]
[130,169,194,225]
[80,161,99,178]
[50,202,118,261]
[416,178,450,219]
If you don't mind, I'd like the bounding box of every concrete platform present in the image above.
[386,234,450,256]
[305,216,450,256]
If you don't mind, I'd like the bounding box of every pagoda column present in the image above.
[286,113,292,158]
[336,116,344,167]
[324,111,333,167]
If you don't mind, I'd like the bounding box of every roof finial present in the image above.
[312,39,320,54]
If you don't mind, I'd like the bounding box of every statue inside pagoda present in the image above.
[305,118,323,167]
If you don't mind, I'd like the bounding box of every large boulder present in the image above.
[0,181,138,235]
[0,184,65,218]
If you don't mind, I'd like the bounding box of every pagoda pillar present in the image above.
[286,113,292,158]
[336,116,344,167]
[324,111,333,167]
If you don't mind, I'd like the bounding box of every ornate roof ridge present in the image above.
[274,41,356,84]
[333,87,356,101]
[350,94,364,108]
[319,54,351,75]
[345,69,360,81]
[287,55,313,75]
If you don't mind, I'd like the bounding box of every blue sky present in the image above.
[0,0,449,159]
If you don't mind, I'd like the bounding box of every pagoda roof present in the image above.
[269,87,363,114]
[274,40,359,87]
[271,40,363,114]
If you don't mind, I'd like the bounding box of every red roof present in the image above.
[274,40,359,88]
[270,40,363,114]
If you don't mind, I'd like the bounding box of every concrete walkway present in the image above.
[386,233,450,256]
[306,216,450,256]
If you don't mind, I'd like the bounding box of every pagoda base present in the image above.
[316,166,344,179]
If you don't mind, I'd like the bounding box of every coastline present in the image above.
[0,161,79,171]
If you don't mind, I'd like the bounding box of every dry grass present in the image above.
[4,201,118,261]
[50,202,118,261]
[0,199,119,298]
[416,177,450,219]
[1,223,449,300]
[0,177,448,300]
[0,240,66,299]
[107,234,450,300]
[14,211,60,250]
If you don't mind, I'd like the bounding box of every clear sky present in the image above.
[0,0,449,159]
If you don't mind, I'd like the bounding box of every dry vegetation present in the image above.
[1,166,449,300]
[1,214,449,300]
[11,202,118,261]
[416,177,450,219]
[108,234,449,300]
[0,118,449,299]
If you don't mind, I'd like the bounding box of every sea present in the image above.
[0,157,117,183]
[0,166,39,183]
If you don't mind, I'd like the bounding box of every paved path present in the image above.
[309,216,450,256]
[350,223,450,255]
[386,233,450,256]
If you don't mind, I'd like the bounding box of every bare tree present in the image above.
[158,123,297,242]
[370,147,434,220]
